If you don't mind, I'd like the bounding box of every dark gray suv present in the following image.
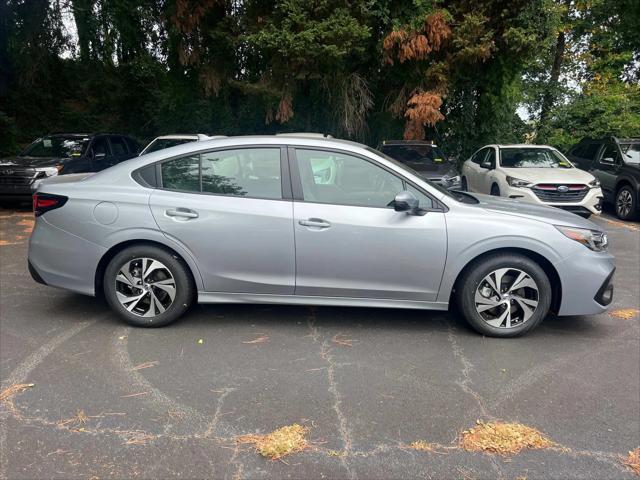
[0,133,140,205]
[567,137,640,220]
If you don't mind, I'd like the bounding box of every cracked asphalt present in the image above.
[1,205,638,479]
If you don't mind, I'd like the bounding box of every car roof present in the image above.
[492,144,556,149]
[380,140,439,147]
[152,134,215,141]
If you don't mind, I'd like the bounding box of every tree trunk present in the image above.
[539,28,566,125]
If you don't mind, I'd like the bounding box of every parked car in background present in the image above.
[140,134,218,155]
[461,144,603,218]
[377,140,461,190]
[566,137,640,220]
[28,135,614,337]
[0,133,139,205]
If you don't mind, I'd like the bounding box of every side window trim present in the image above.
[287,146,443,211]
[153,145,292,201]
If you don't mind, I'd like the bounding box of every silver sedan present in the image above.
[28,135,615,337]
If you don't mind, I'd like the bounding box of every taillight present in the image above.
[33,193,68,217]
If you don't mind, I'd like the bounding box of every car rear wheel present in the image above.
[456,253,551,337]
[615,185,637,220]
[104,245,195,327]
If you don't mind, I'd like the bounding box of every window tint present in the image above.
[471,149,487,164]
[145,138,196,154]
[381,145,447,165]
[161,155,200,191]
[91,137,110,157]
[160,148,282,199]
[484,149,496,166]
[201,148,281,199]
[406,184,434,209]
[583,143,601,160]
[125,137,140,154]
[601,144,618,163]
[570,145,584,157]
[110,136,128,155]
[296,149,403,208]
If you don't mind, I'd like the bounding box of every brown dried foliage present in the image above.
[623,448,640,475]
[424,12,451,52]
[460,421,554,455]
[275,93,294,123]
[403,91,444,139]
[382,11,450,64]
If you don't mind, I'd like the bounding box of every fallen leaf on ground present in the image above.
[59,409,89,427]
[408,440,440,452]
[130,360,159,371]
[331,333,354,347]
[460,420,554,455]
[237,424,309,460]
[242,335,269,344]
[0,383,34,402]
[609,308,640,320]
[623,448,640,475]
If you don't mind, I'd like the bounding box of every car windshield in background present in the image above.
[21,136,90,158]
[144,138,196,154]
[620,144,640,164]
[500,148,572,168]
[381,144,448,165]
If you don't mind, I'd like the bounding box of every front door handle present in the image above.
[166,208,199,219]
[299,218,331,229]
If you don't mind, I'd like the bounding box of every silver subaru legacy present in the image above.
[28,135,615,337]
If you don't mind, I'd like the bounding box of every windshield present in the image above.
[500,148,573,168]
[620,144,640,165]
[144,138,196,154]
[21,136,90,158]
[380,144,449,165]
[365,147,467,202]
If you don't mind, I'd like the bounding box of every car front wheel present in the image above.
[456,253,552,337]
[615,185,637,220]
[103,245,195,327]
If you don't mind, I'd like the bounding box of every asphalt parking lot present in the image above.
[1,205,638,479]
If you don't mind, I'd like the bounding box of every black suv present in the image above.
[566,137,640,220]
[0,133,140,204]
[377,140,460,189]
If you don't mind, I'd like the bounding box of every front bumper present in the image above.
[554,249,615,316]
[506,185,603,215]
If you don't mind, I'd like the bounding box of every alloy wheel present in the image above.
[474,268,539,329]
[616,189,633,218]
[114,257,176,317]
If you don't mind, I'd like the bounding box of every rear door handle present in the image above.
[166,208,199,219]
[299,218,331,229]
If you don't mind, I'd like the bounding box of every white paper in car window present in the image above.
[43,139,52,147]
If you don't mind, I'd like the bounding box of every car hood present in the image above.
[0,155,66,168]
[501,167,594,184]
[469,192,601,230]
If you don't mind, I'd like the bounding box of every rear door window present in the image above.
[159,148,283,200]
[109,136,129,155]
[91,137,110,157]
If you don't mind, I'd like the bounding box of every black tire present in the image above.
[461,177,468,192]
[456,253,552,337]
[615,185,638,220]
[103,244,195,327]
[490,184,500,196]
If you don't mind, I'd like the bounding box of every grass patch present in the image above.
[623,448,640,476]
[237,424,309,460]
[460,420,554,455]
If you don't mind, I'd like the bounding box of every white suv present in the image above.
[461,144,603,217]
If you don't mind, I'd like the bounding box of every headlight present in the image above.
[555,225,608,252]
[442,174,461,186]
[35,166,62,177]
[506,176,533,188]
[589,179,601,188]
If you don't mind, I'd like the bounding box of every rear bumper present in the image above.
[28,216,105,296]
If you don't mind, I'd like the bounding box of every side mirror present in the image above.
[480,161,493,170]
[393,191,425,216]
[601,157,615,164]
